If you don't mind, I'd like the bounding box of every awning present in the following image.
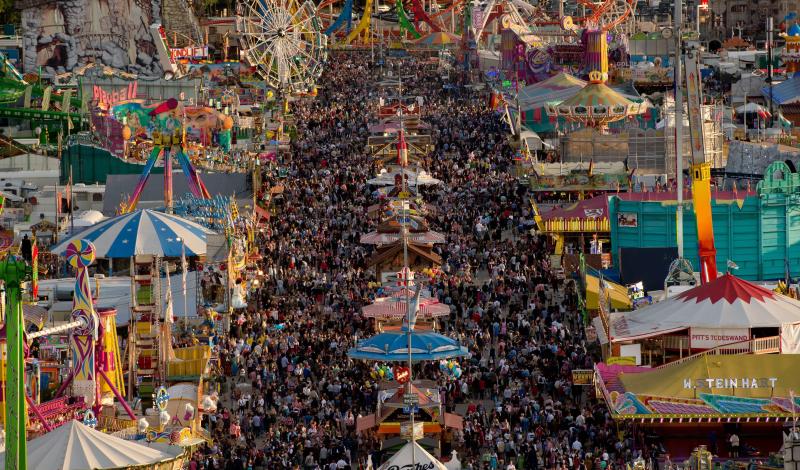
[377,422,442,434]
[443,412,463,430]
[586,274,632,311]
[592,316,609,345]
[356,414,377,432]
[596,355,800,421]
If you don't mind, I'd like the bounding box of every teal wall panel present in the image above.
[610,196,762,280]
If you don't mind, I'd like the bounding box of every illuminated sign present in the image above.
[92,81,138,109]
[169,46,209,61]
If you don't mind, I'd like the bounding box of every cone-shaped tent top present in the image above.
[0,420,184,470]
[377,440,447,470]
[556,82,648,126]
[50,209,214,258]
[609,274,800,342]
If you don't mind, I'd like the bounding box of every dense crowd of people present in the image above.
[187,52,649,470]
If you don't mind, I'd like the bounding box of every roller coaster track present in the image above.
[0,106,89,125]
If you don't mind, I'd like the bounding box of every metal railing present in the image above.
[656,335,780,369]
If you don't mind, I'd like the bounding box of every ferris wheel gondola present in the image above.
[237,0,328,93]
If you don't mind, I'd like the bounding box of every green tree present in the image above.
[0,0,21,26]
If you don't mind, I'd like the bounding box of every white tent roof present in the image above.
[368,168,443,187]
[378,441,447,470]
[0,420,183,470]
[609,274,800,342]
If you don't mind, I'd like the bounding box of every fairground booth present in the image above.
[594,274,800,457]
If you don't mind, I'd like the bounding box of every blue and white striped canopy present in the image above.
[51,209,214,258]
[348,331,470,362]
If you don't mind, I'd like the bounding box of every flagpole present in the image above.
[181,239,188,330]
[69,165,74,236]
[398,77,416,466]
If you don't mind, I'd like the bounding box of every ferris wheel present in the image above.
[237,0,328,93]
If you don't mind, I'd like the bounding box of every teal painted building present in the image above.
[609,162,800,281]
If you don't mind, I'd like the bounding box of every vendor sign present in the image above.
[690,327,750,349]
[572,369,594,385]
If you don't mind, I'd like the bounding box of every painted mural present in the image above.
[20,0,163,77]
[110,101,229,143]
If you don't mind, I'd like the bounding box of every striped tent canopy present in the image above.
[413,31,460,47]
[555,82,648,125]
[51,209,214,258]
[519,72,587,108]
[362,295,451,319]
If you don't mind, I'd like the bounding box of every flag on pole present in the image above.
[181,242,188,325]
[402,284,423,332]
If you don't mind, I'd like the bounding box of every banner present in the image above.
[781,323,800,353]
[690,327,750,350]
[572,369,594,385]
[606,356,636,365]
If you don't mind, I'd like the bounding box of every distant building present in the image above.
[708,0,799,42]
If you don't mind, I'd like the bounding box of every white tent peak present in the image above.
[377,441,447,470]
[0,420,183,470]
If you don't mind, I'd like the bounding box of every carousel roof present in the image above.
[519,72,587,108]
[51,209,214,258]
[348,331,469,362]
[609,274,800,342]
[0,420,184,470]
[557,82,647,122]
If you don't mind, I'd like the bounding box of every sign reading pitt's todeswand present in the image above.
[683,377,778,390]
[689,327,750,350]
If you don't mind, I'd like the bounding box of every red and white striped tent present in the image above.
[609,274,800,343]
[362,295,451,319]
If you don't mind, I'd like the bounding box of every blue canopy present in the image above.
[348,331,470,362]
[51,209,214,258]
[762,77,800,105]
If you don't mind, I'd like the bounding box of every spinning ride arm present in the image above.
[322,0,354,35]
[397,0,422,38]
[573,0,635,31]
[345,0,374,44]
[408,0,443,32]
[685,49,717,284]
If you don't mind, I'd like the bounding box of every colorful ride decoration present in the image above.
[119,99,212,215]
[82,409,97,429]
[0,254,33,470]
[55,240,135,420]
[552,71,647,129]
[113,101,232,149]
[370,363,395,381]
[320,0,354,36]
[583,29,609,82]
[66,240,98,409]
[782,23,800,76]
[438,359,462,379]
